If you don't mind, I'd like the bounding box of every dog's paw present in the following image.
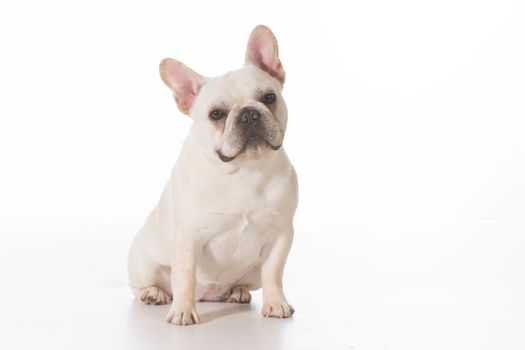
[262,299,295,318]
[138,286,172,305]
[226,285,252,304]
[165,303,200,326]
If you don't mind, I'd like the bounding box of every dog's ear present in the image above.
[245,25,285,84]
[159,58,205,115]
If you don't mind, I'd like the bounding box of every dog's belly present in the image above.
[194,215,268,299]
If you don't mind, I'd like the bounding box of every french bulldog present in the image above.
[128,25,298,326]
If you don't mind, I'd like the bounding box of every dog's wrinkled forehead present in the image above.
[197,65,281,109]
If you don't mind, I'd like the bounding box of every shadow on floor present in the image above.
[125,299,290,350]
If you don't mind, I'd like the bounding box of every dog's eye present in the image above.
[209,109,226,120]
[262,92,276,105]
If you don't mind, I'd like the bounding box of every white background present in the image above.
[0,1,524,349]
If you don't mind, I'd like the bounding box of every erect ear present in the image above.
[159,58,205,115]
[245,25,285,84]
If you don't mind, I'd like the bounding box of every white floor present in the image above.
[1,221,524,350]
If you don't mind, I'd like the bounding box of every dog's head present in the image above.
[159,25,287,163]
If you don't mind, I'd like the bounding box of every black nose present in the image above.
[238,107,260,127]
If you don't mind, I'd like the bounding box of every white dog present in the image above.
[128,25,298,326]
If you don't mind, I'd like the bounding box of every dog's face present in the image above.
[191,65,287,162]
[159,26,287,162]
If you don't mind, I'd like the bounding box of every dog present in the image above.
[128,25,298,326]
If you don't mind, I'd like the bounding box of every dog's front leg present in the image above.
[261,231,295,318]
[165,236,200,326]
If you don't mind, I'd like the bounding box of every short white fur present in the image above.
[128,25,298,326]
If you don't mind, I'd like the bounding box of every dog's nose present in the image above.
[239,107,260,126]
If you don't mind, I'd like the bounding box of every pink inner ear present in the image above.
[174,93,194,113]
[161,59,203,113]
[173,74,197,111]
[171,68,198,111]
[248,29,285,83]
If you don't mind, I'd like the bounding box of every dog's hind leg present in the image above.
[128,229,172,305]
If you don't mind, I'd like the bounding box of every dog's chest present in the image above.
[197,212,273,282]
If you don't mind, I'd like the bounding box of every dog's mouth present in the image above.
[216,151,236,163]
[216,136,281,163]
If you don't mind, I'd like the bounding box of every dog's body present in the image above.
[128,26,297,325]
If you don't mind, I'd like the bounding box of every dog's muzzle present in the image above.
[216,106,282,162]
